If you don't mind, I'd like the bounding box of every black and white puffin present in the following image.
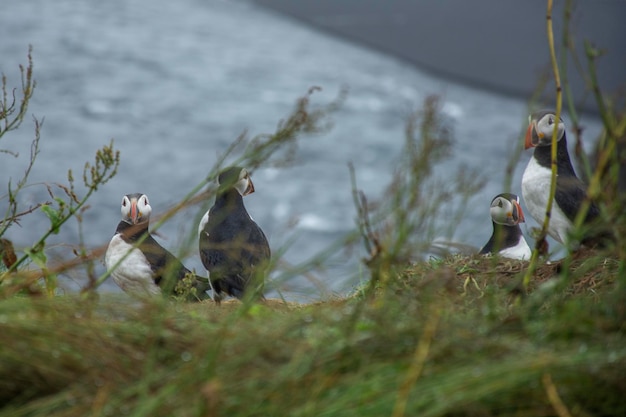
[521,110,607,248]
[479,193,531,260]
[105,193,210,300]
[198,167,271,303]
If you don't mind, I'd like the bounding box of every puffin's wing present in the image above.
[554,176,599,224]
[140,234,191,283]
[199,242,229,270]
[248,222,271,264]
[229,221,271,278]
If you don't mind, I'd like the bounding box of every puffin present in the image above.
[105,193,210,300]
[198,167,271,303]
[479,193,531,260]
[521,110,608,248]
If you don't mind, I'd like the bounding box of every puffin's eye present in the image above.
[143,197,148,205]
[498,200,503,208]
[548,117,554,125]
[122,199,127,207]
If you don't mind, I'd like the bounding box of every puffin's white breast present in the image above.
[198,210,210,238]
[522,158,573,244]
[105,234,160,296]
[498,235,532,260]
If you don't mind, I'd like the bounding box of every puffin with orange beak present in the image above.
[479,193,531,259]
[105,193,210,300]
[521,110,606,248]
[198,167,271,303]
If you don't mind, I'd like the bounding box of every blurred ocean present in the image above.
[1,0,603,300]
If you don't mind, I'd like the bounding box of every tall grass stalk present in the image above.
[523,0,563,289]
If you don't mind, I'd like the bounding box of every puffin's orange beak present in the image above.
[244,178,255,196]
[524,120,545,149]
[130,198,139,224]
[513,200,525,223]
[524,123,534,149]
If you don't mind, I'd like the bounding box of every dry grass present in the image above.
[1,248,624,417]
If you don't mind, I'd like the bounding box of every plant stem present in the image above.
[523,0,563,289]
[6,188,97,274]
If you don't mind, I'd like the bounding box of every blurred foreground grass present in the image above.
[1,250,624,416]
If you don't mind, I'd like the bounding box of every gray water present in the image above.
[1,0,603,300]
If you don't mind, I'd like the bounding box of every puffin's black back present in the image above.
[199,188,270,299]
[531,133,615,247]
[532,133,600,224]
[116,220,192,287]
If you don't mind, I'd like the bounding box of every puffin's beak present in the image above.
[524,121,539,149]
[243,178,255,196]
[130,198,139,224]
[513,199,525,223]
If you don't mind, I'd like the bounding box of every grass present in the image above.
[2,93,624,417]
[1,249,624,416]
[2,8,626,413]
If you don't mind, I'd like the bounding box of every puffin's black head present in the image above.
[217,167,255,196]
[489,193,525,226]
[120,193,152,225]
[525,110,565,149]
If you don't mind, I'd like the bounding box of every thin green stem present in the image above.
[6,188,97,274]
[570,43,617,231]
[523,0,563,289]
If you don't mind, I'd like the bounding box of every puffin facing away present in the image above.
[198,167,271,303]
[105,193,210,300]
[479,193,531,260]
[521,110,608,248]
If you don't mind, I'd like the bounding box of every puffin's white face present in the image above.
[219,167,255,196]
[490,195,525,226]
[121,193,151,225]
[525,112,565,149]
